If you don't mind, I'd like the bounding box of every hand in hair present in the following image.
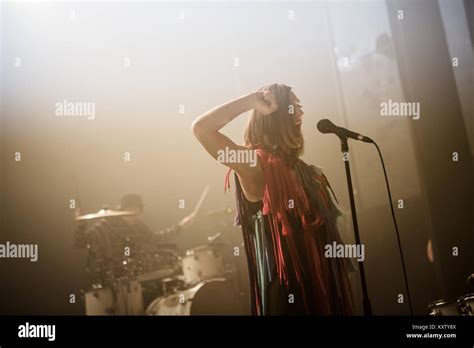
[253,91,279,116]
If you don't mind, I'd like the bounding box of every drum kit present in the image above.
[428,294,474,316]
[427,273,474,316]
[75,206,249,316]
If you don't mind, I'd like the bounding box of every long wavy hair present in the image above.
[244,83,304,165]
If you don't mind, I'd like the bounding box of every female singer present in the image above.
[192,83,355,315]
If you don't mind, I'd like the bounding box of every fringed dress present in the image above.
[225,148,356,315]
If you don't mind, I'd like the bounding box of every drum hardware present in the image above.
[136,268,176,283]
[457,297,470,315]
[428,293,474,316]
[206,207,233,217]
[460,294,473,314]
[159,276,186,294]
[207,232,222,242]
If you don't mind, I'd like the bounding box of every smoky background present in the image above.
[0,0,472,315]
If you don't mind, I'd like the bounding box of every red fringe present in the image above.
[224,148,355,315]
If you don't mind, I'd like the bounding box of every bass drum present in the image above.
[85,280,144,315]
[146,278,247,315]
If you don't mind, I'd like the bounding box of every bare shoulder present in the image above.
[235,147,265,202]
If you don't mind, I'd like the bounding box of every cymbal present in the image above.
[75,208,137,221]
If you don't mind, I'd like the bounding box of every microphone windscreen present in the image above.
[317,119,335,134]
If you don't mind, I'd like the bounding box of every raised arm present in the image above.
[191,90,278,201]
[191,91,277,173]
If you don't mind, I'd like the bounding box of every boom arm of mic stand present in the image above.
[340,136,373,316]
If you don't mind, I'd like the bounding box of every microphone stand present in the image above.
[340,136,372,316]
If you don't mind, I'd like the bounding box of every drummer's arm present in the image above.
[153,212,196,238]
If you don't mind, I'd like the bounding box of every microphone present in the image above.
[317,119,373,143]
